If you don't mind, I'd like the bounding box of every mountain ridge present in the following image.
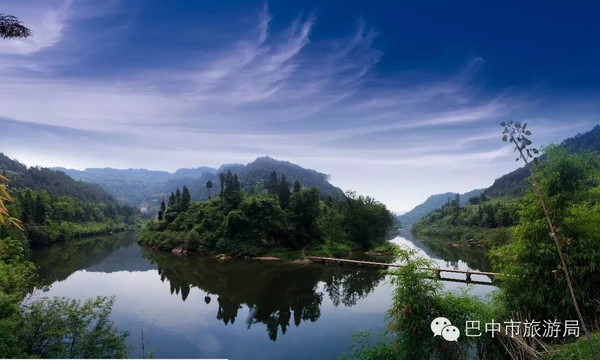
[398,188,485,226]
[55,156,344,213]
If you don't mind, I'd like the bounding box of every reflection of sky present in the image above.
[34,270,392,359]
[32,233,495,359]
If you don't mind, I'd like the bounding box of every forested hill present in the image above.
[224,157,342,197]
[0,153,140,246]
[398,188,485,226]
[483,125,600,197]
[56,156,344,212]
[1,153,113,202]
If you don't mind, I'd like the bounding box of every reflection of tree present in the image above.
[323,267,383,307]
[29,232,151,288]
[400,230,492,272]
[141,248,385,341]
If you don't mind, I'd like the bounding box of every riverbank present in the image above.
[25,221,141,247]
[154,238,399,262]
[410,224,512,249]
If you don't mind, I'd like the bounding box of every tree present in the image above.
[158,200,166,221]
[279,175,291,208]
[500,120,596,359]
[20,296,129,358]
[222,171,242,210]
[181,186,191,209]
[20,190,34,223]
[233,174,240,191]
[219,173,226,198]
[267,171,279,195]
[0,14,31,39]
[293,180,301,193]
[287,187,321,247]
[168,192,175,207]
[34,193,45,224]
[175,188,181,205]
[206,180,213,199]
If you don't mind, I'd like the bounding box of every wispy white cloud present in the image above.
[1,2,599,211]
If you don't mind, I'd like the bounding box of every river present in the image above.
[28,231,496,359]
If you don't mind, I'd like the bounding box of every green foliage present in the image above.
[412,196,518,247]
[492,146,600,321]
[484,125,600,198]
[205,180,213,199]
[545,331,600,360]
[267,170,279,195]
[2,188,139,247]
[398,189,485,227]
[140,172,394,257]
[344,246,500,360]
[181,186,191,209]
[20,296,129,358]
[158,200,166,221]
[293,180,301,193]
[278,175,291,208]
[287,186,321,248]
[0,235,129,358]
[340,191,394,250]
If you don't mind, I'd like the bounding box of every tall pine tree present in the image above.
[267,171,279,194]
[279,175,291,208]
[181,186,191,209]
[158,200,166,221]
[34,193,46,224]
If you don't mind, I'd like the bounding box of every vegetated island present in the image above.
[139,170,396,259]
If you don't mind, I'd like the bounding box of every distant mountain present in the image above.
[56,156,344,213]
[398,188,485,227]
[172,167,217,178]
[483,125,600,198]
[55,167,176,207]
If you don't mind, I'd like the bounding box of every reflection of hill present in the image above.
[141,249,385,341]
[400,230,492,272]
[29,232,156,287]
[86,244,156,273]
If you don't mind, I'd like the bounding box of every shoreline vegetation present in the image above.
[139,170,396,259]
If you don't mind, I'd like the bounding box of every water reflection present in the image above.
[29,231,156,288]
[28,230,494,357]
[141,248,385,340]
[398,230,492,272]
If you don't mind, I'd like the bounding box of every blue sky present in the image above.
[1,0,599,211]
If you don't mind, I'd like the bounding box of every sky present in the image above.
[1,0,599,212]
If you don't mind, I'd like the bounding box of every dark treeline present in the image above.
[141,170,394,256]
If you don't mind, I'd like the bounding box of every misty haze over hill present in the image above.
[55,156,343,212]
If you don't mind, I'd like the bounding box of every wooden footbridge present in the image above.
[307,256,500,285]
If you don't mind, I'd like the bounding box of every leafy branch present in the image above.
[0,14,32,39]
[501,120,596,360]
[0,174,23,231]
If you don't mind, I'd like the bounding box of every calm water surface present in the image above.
[29,231,495,359]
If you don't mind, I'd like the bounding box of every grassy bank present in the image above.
[544,331,600,359]
[25,220,140,246]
